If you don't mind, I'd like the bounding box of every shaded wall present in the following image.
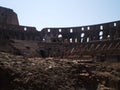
[41,21,120,43]
[0,23,42,41]
[0,6,19,25]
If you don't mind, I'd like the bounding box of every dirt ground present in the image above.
[0,52,120,90]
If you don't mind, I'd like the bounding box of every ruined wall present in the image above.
[2,20,119,44]
[0,17,119,60]
[0,6,120,60]
[0,24,42,41]
[0,6,19,25]
[40,21,120,60]
[0,6,119,44]
[0,6,42,41]
[41,21,120,43]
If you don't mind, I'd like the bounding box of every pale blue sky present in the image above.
[0,0,120,30]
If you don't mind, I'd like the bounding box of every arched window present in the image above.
[100,25,103,30]
[75,38,77,43]
[59,29,62,32]
[70,29,73,33]
[70,38,72,43]
[24,27,27,31]
[81,33,85,38]
[114,23,117,27]
[58,34,62,38]
[81,27,84,31]
[48,29,50,32]
[87,37,89,42]
[99,31,103,36]
[87,27,90,30]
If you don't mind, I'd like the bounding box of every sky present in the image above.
[0,0,120,31]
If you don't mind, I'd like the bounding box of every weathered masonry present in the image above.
[40,21,120,61]
[42,21,120,43]
[0,6,19,25]
[0,6,120,61]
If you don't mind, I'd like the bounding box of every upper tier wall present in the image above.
[0,6,19,25]
[41,20,120,43]
[0,20,120,43]
[0,6,120,43]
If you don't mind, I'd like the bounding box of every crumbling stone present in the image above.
[0,52,120,90]
[0,6,120,90]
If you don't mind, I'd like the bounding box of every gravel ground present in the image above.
[0,52,120,90]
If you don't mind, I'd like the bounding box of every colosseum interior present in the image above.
[0,6,120,90]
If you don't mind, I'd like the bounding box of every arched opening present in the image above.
[59,29,62,32]
[75,38,77,43]
[99,31,103,40]
[70,29,73,33]
[107,35,110,39]
[99,36,103,40]
[39,50,47,58]
[43,38,45,42]
[114,23,117,27]
[87,37,89,42]
[81,27,84,31]
[58,34,62,38]
[24,27,27,31]
[99,31,103,36]
[81,38,83,43]
[100,25,103,30]
[48,29,50,32]
[70,38,72,43]
[87,27,90,30]
[81,33,85,38]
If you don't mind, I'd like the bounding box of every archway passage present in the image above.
[39,50,47,58]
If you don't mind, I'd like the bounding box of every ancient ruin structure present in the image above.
[0,6,120,90]
[0,6,19,25]
[0,6,120,61]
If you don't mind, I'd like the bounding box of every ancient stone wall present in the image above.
[0,23,42,41]
[41,21,120,43]
[0,6,119,44]
[0,6,19,25]
[0,6,120,60]
[1,20,119,44]
[40,21,120,60]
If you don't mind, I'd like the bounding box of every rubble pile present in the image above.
[0,52,120,90]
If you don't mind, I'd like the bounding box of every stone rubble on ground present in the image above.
[0,52,120,90]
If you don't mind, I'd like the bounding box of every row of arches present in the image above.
[46,22,118,33]
[42,21,119,43]
[0,29,42,41]
[45,30,111,43]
